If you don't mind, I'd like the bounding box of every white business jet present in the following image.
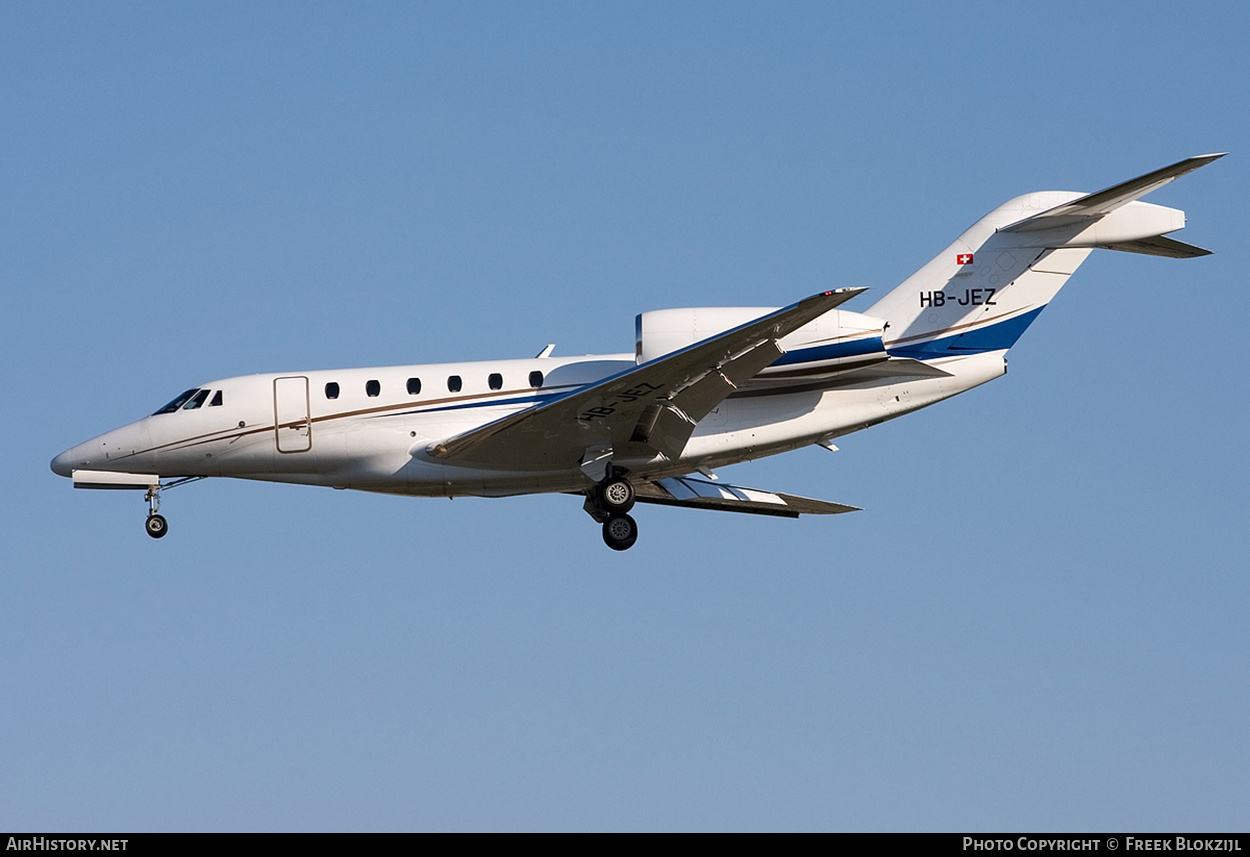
[52,155,1222,550]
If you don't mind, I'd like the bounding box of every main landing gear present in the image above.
[584,474,639,551]
[601,513,638,552]
[141,477,203,539]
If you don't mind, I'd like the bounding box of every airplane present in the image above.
[51,154,1223,550]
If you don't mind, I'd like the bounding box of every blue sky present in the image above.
[3,1,1247,831]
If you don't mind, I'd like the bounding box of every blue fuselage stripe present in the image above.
[887,307,1045,359]
[772,336,884,366]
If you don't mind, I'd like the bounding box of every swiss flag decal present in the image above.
[956,253,974,265]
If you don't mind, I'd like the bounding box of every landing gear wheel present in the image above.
[145,514,168,539]
[599,477,635,513]
[602,514,638,551]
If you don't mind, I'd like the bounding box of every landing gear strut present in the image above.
[585,471,639,551]
[144,485,168,539]
[140,477,203,539]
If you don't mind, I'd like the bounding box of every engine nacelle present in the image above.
[636,306,888,380]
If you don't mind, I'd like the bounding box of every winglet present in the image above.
[1003,153,1226,233]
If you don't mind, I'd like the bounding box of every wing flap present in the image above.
[631,403,696,460]
[634,476,860,518]
[672,338,784,419]
[630,338,787,458]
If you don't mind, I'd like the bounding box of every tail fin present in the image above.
[867,154,1224,359]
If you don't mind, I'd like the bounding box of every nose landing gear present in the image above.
[140,476,204,539]
[144,486,168,539]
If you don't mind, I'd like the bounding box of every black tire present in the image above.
[599,477,635,513]
[145,514,168,539]
[601,513,638,551]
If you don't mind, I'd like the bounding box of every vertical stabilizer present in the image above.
[866,155,1222,359]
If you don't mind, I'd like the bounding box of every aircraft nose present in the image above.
[51,439,100,478]
[51,447,77,477]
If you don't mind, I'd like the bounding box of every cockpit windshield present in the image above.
[182,389,212,410]
[153,389,200,415]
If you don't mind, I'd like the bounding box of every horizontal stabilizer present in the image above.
[1099,234,1212,258]
[634,476,859,518]
[1003,153,1225,232]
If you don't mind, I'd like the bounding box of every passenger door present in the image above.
[274,376,312,453]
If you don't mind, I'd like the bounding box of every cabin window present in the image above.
[529,371,543,388]
[209,390,223,407]
[154,389,200,415]
[325,382,340,400]
[407,377,421,395]
[448,375,462,393]
[488,373,503,391]
[366,379,381,397]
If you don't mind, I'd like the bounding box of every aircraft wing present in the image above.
[634,475,859,517]
[427,288,865,470]
[1002,153,1225,233]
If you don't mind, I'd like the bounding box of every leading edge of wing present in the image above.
[426,288,866,468]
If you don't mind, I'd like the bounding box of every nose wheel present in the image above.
[145,513,168,539]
